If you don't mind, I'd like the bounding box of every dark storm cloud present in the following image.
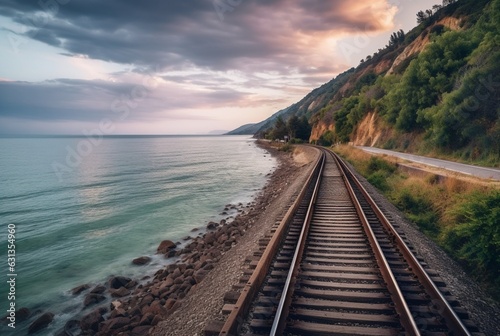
[0,0,395,72]
[0,79,252,122]
[0,79,134,121]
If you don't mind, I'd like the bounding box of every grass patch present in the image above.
[333,145,500,301]
[278,143,293,152]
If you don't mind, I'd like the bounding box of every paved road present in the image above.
[356,146,500,181]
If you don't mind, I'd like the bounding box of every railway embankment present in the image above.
[334,144,500,335]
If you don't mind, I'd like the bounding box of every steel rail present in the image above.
[329,150,421,336]
[269,151,326,336]
[331,149,472,336]
[219,147,323,336]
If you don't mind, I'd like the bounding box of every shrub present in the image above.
[442,191,500,295]
[391,187,439,236]
[278,143,293,152]
[367,171,390,192]
[367,156,397,174]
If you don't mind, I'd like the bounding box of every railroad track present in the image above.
[215,147,483,336]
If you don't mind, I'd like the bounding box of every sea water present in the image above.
[0,135,276,334]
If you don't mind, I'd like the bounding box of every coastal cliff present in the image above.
[232,0,499,166]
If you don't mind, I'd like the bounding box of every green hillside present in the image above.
[243,0,499,166]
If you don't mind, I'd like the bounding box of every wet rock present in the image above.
[157,240,176,254]
[90,285,106,294]
[84,293,106,307]
[207,221,217,230]
[13,307,31,323]
[132,256,151,265]
[165,249,177,258]
[110,287,130,297]
[28,312,54,334]
[125,280,138,289]
[62,319,80,336]
[108,276,132,289]
[180,247,192,254]
[80,309,104,332]
[71,284,90,296]
[190,227,199,232]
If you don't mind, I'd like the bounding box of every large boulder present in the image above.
[110,287,131,297]
[90,285,106,294]
[80,309,105,332]
[206,221,217,230]
[157,240,176,254]
[132,256,151,265]
[71,284,90,296]
[62,320,80,336]
[28,312,54,334]
[13,307,31,323]
[84,293,106,307]
[108,276,132,289]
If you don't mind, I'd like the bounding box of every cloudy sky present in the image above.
[0,0,438,135]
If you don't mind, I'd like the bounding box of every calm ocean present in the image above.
[0,135,276,335]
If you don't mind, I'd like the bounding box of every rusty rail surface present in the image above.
[330,151,421,336]
[268,151,325,336]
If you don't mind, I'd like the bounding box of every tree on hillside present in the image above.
[269,115,312,141]
[417,0,455,24]
[286,115,300,139]
[416,10,428,23]
[388,29,405,47]
[295,116,312,141]
[270,116,287,140]
[432,4,443,14]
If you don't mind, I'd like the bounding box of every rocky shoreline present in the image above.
[6,141,318,336]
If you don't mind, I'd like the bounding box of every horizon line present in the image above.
[0,133,251,138]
